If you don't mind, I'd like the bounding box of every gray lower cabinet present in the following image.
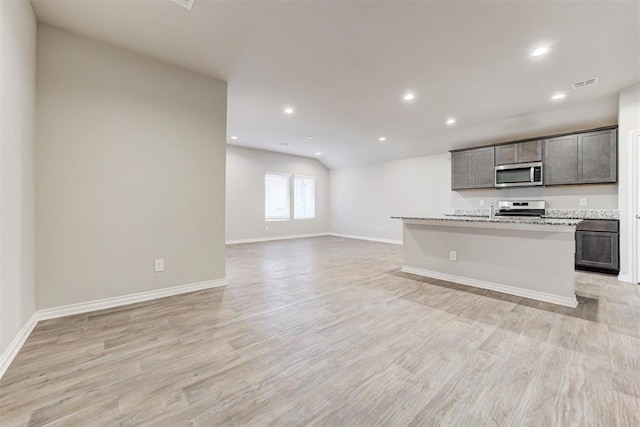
[451,147,495,190]
[545,129,617,186]
[575,220,619,274]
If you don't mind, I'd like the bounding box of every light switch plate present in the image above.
[479,200,485,207]
[579,197,588,206]
[449,251,457,262]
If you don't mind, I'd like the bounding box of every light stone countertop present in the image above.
[392,215,583,227]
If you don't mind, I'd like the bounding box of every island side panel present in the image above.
[402,223,577,306]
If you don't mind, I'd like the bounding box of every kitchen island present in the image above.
[393,216,582,307]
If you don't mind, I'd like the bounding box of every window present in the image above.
[265,173,290,220]
[294,175,316,219]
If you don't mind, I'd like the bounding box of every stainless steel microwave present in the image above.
[495,162,543,188]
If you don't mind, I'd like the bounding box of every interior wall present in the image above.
[0,0,37,358]
[226,145,328,242]
[330,144,619,243]
[36,25,227,309]
[451,184,618,210]
[329,154,451,243]
[618,84,640,282]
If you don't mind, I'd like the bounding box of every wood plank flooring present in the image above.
[1,236,640,426]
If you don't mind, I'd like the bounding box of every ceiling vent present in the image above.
[572,78,599,90]
[171,0,195,10]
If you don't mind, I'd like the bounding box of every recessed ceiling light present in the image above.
[379,136,387,142]
[531,46,549,57]
[315,152,322,156]
[307,136,313,140]
[403,93,415,101]
[446,118,456,125]
[230,136,238,140]
[284,107,294,115]
[279,142,289,146]
[551,92,566,101]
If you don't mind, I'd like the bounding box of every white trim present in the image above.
[0,313,38,379]
[401,266,578,308]
[618,273,633,284]
[329,233,402,245]
[37,278,227,321]
[0,278,227,380]
[226,233,329,245]
[629,130,640,284]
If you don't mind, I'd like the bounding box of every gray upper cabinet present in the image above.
[545,135,578,185]
[578,129,617,183]
[451,151,473,190]
[495,140,542,165]
[545,129,617,186]
[495,144,517,165]
[473,147,495,188]
[453,126,616,190]
[452,147,495,190]
[517,140,543,163]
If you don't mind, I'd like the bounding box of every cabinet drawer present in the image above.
[576,220,619,232]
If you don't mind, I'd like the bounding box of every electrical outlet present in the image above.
[579,197,588,206]
[154,259,164,272]
[265,224,269,231]
[479,200,485,207]
[376,226,380,232]
[333,223,337,228]
[449,251,457,262]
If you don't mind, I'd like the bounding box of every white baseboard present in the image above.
[0,278,227,380]
[329,233,402,245]
[37,278,227,321]
[618,273,634,284]
[226,233,329,245]
[0,313,38,380]
[401,266,578,308]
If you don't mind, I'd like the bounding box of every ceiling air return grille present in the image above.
[172,0,195,10]
[572,78,599,90]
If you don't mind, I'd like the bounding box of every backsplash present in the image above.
[452,208,619,220]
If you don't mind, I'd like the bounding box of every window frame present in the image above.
[264,172,292,221]
[293,174,316,220]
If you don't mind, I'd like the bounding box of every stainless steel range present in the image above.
[494,200,546,217]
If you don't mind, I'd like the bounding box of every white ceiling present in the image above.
[31,0,640,169]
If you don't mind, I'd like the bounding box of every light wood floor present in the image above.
[1,236,640,426]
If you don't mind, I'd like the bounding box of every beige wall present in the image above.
[36,25,227,309]
[0,0,37,358]
[226,145,329,242]
[329,154,451,243]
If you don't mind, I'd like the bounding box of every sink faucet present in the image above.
[489,202,495,219]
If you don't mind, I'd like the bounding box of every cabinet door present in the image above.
[472,147,495,188]
[575,231,619,271]
[578,129,617,184]
[545,135,578,185]
[451,151,473,190]
[495,144,517,165]
[517,140,543,163]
